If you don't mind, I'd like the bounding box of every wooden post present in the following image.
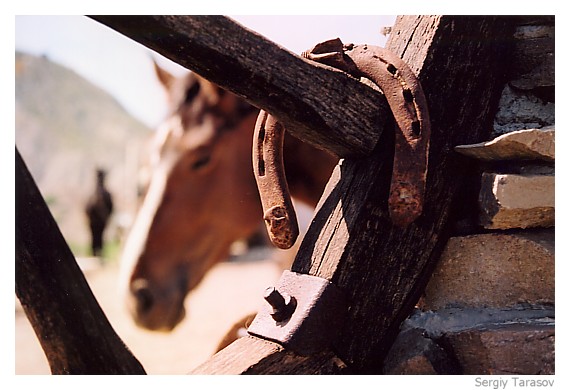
[293,15,516,371]
[15,148,146,374]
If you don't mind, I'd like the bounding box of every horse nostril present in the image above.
[131,280,154,314]
[136,287,154,313]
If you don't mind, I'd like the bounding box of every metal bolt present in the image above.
[264,287,296,322]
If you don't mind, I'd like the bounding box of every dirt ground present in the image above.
[15,250,284,375]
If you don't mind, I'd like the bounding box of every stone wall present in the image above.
[382,16,555,375]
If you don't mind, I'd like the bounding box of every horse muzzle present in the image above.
[127,278,187,332]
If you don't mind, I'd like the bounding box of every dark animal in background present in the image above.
[85,168,113,257]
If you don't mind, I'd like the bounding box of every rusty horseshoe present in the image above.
[254,38,431,248]
[303,38,431,227]
[253,110,299,249]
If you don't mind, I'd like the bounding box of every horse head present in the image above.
[120,59,337,332]
[120,61,262,331]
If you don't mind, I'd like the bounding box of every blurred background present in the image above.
[14,15,395,374]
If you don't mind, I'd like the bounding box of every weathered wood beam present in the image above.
[89,15,389,158]
[292,15,516,371]
[192,15,516,374]
[15,148,146,374]
[193,336,348,374]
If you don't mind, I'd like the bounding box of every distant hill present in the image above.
[16,51,152,255]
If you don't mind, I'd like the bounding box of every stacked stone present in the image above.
[383,16,555,375]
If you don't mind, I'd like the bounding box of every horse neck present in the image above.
[283,134,338,208]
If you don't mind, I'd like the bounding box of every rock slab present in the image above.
[455,126,554,162]
[422,231,554,310]
[479,173,554,229]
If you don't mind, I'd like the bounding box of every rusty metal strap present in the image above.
[253,111,299,249]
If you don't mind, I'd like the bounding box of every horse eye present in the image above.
[191,155,211,171]
[184,82,200,104]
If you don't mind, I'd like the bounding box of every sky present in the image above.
[14,15,396,129]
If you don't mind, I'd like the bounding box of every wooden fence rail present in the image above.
[89,15,389,158]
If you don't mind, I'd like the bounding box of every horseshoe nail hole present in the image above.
[411,121,421,137]
[258,125,266,143]
[387,63,397,75]
[269,206,287,219]
[403,88,414,102]
[258,159,265,177]
[257,126,266,176]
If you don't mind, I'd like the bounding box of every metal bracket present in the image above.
[247,270,347,356]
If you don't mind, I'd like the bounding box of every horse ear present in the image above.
[152,58,175,89]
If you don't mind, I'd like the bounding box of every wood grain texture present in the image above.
[15,148,146,374]
[191,336,348,374]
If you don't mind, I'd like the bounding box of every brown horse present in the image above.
[120,61,337,331]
